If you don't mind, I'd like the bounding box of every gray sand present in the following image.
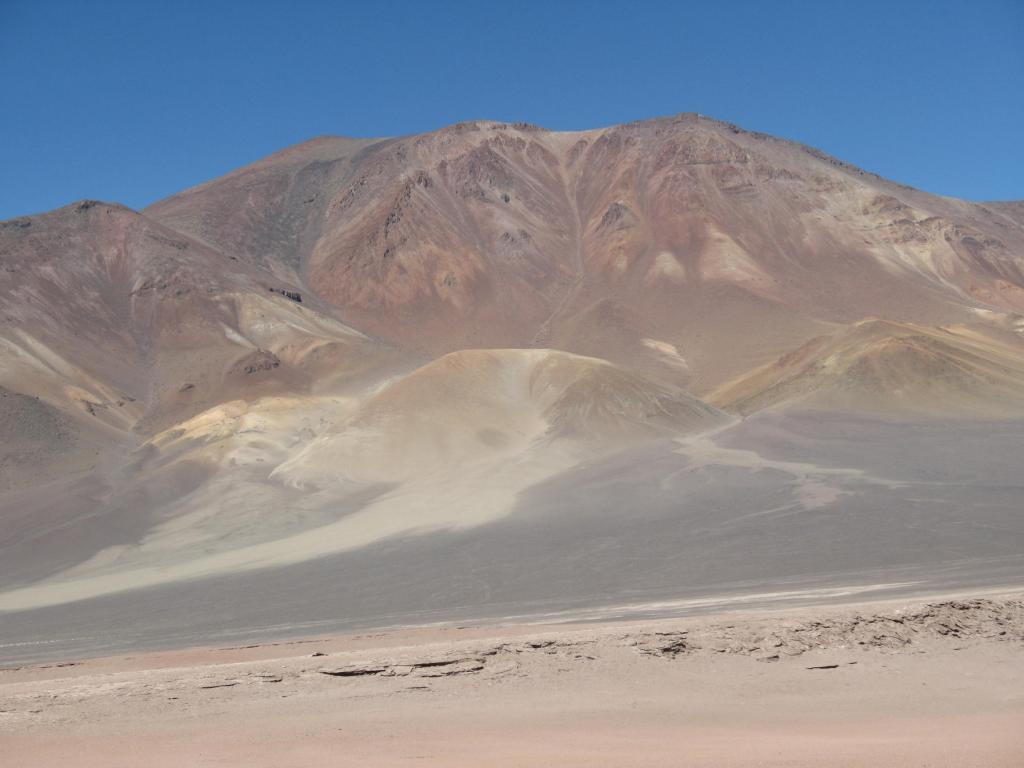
[2,410,1023,664]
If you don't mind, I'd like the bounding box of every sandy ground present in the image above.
[6,412,1024,665]
[2,593,1022,767]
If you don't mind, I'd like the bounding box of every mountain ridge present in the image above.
[5,114,1024,426]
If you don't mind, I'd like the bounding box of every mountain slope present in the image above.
[147,114,1024,392]
[0,200,400,437]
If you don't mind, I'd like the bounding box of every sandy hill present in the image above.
[707,319,1024,417]
[275,348,728,485]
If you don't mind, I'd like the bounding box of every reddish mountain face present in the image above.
[148,114,1024,392]
[0,199,398,443]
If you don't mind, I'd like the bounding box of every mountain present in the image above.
[146,114,1024,393]
[2,114,1024,658]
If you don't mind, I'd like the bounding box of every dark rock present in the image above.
[240,350,281,375]
[268,287,302,303]
[412,658,485,677]
[319,666,387,677]
[146,232,188,250]
[524,640,555,649]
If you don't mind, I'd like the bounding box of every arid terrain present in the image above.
[1,113,1023,763]
[3,593,1023,767]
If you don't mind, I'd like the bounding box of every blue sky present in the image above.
[1,0,1021,218]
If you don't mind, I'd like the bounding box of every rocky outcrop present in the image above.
[268,287,302,302]
[632,598,1024,661]
[319,656,486,679]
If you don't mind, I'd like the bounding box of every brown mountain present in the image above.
[2,114,1024,655]
[147,114,1024,394]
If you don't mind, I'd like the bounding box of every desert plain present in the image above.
[3,593,1023,767]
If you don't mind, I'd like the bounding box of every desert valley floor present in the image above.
[3,593,1023,767]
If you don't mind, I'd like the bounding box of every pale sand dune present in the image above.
[2,594,1022,767]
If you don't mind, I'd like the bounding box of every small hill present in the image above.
[274,349,727,484]
[707,320,1024,417]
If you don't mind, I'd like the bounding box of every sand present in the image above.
[5,410,1024,666]
[2,593,1022,767]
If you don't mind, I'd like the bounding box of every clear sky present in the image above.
[1,0,1021,219]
